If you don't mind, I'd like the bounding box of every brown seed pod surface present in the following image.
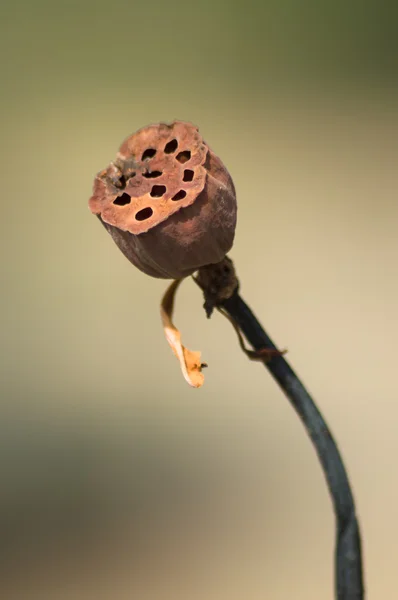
[89,120,237,279]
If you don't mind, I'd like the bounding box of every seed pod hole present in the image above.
[183,169,194,182]
[142,148,156,160]
[107,165,127,189]
[150,185,167,198]
[135,207,153,221]
[172,190,187,201]
[143,170,162,179]
[164,139,178,154]
[111,174,127,189]
[113,193,131,206]
[176,150,191,164]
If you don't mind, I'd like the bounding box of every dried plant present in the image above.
[89,120,364,599]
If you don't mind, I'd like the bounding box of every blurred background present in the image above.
[1,1,397,598]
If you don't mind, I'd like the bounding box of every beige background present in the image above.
[1,1,397,598]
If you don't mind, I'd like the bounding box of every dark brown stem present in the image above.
[195,259,364,600]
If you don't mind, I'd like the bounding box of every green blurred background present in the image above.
[1,0,398,598]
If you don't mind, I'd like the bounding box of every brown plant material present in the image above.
[88,122,364,600]
[161,279,206,388]
[89,120,237,279]
[195,256,239,317]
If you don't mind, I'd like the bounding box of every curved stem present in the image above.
[220,291,364,600]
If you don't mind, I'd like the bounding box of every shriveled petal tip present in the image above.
[161,279,205,388]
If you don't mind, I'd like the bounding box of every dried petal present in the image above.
[160,279,205,388]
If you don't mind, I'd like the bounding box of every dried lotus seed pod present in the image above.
[89,120,237,279]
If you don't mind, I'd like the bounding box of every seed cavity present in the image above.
[176,150,191,164]
[111,174,127,188]
[183,169,194,182]
[141,148,156,160]
[113,193,131,206]
[172,190,187,201]
[150,185,166,197]
[164,139,178,154]
[143,170,162,179]
[135,207,153,221]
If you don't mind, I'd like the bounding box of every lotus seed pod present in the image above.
[89,121,237,279]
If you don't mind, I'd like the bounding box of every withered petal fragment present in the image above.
[217,307,288,361]
[161,279,205,388]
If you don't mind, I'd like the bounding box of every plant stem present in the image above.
[221,291,364,600]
